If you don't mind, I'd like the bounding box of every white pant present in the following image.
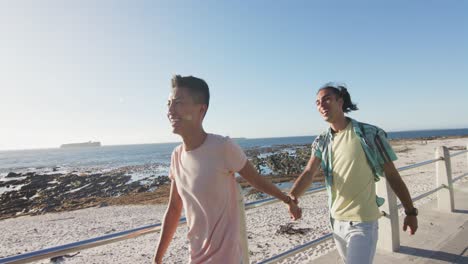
[332,219,378,264]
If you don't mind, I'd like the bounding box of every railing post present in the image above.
[436,146,454,212]
[376,177,400,252]
[237,184,250,264]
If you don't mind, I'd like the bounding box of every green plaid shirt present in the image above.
[311,118,398,209]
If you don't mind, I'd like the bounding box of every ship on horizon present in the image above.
[60,141,101,148]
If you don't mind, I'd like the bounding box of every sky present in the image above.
[0,0,467,150]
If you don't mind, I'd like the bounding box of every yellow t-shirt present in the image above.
[330,122,381,221]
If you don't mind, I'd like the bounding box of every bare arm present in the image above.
[238,161,301,219]
[289,155,321,199]
[239,161,291,202]
[383,161,414,212]
[383,161,418,234]
[154,181,183,263]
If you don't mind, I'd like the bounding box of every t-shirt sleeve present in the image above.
[374,129,398,164]
[168,148,177,181]
[224,138,248,172]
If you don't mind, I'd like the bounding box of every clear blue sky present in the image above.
[0,1,467,150]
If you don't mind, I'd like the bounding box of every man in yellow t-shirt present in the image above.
[330,121,382,222]
[290,82,418,264]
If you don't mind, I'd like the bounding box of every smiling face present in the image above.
[167,87,207,136]
[316,88,344,123]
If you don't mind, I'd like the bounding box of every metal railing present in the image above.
[258,233,334,264]
[0,149,467,264]
[396,157,443,172]
[0,185,326,264]
[258,148,468,263]
[0,222,167,264]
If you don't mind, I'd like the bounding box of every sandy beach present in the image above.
[0,137,467,263]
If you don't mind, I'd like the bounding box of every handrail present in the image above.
[258,233,334,264]
[1,149,466,264]
[410,185,446,203]
[397,157,443,172]
[397,149,466,172]
[0,222,165,264]
[450,149,467,158]
[0,186,326,264]
[453,172,468,183]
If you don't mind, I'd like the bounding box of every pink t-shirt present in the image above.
[169,134,248,264]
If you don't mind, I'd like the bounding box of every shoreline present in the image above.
[1,135,467,220]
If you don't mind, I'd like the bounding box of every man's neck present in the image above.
[182,128,207,151]
[329,116,349,133]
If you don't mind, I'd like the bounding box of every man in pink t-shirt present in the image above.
[154,75,301,264]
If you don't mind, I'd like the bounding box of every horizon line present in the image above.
[1,127,468,152]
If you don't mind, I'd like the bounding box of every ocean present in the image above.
[1,128,467,175]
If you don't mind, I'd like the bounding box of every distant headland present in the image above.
[60,141,101,148]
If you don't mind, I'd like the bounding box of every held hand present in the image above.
[403,215,418,235]
[290,194,299,205]
[288,200,302,220]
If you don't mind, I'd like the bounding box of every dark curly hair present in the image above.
[318,82,358,113]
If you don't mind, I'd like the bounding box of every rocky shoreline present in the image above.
[0,170,171,220]
[1,136,466,220]
[0,143,318,220]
